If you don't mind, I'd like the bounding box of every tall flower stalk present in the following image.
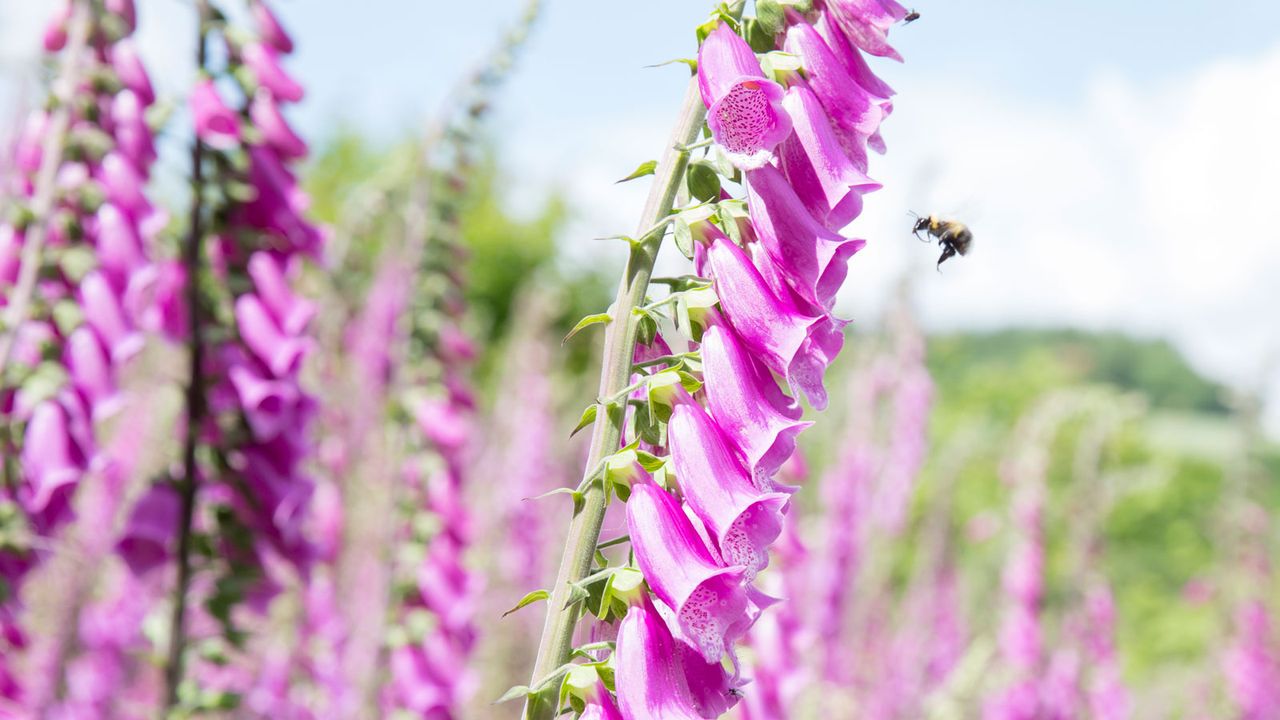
[520,2,911,717]
[153,0,326,711]
[308,1,540,712]
[1222,395,1279,720]
[0,0,177,707]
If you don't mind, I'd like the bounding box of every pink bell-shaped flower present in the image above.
[697,227,845,409]
[251,0,295,54]
[696,23,792,169]
[110,90,156,171]
[784,17,884,158]
[243,42,305,103]
[247,251,316,336]
[615,596,740,719]
[80,271,145,364]
[190,77,240,149]
[21,401,84,525]
[250,90,308,159]
[778,82,882,228]
[701,320,811,489]
[821,0,909,62]
[116,483,180,575]
[667,393,791,578]
[234,293,311,377]
[110,40,155,107]
[627,482,752,664]
[228,362,300,441]
[745,163,866,312]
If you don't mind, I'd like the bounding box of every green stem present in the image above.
[163,1,211,711]
[0,0,93,377]
[521,77,706,720]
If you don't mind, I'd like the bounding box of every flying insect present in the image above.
[903,9,921,23]
[911,213,972,269]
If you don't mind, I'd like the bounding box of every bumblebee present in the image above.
[903,9,921,23]
[911,214,972,269]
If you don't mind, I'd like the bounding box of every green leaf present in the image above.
[673,216,695,260]
[756,0,786,35]
[564,581,590,610]
[563,313,612,344]
[678,369,704,394]
[532,663,578,693]
[571,403,598,437]
[503,589,550,618]
[744,17,775,53]
[686,160,722,203]
[644,58,698,72]
[531,487,581,502]
[636,311,658,347]
[635,450,667,472]
[616,160,657,184]
[494,684,532,704]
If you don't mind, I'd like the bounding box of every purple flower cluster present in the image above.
[484,292,566,595]
[178,0,323,573]
[814,365,886,684]
[1083,581,1130,720]
[384,313,480,717]
[608,5,907,715]
[0,0,174,702]
[1223,503,1280,720]
[987,445,1048,720]
[740,456,812,720]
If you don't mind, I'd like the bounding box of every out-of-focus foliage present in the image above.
[307,131,605,336]
[300,129,1277,715]
[930,329,1230,416]
[812,321,1275,705]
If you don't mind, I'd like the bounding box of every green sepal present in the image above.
[760,50,803,83]
[673,215,695,260]
[634,450,667,473]
[561,664,600,711]
[565,566,619,615]
[563,580,590,610]
[50,299,84,338]
[604,449,644,489]
[563,313,612,344]
[672,203,719,261]
[636,310,658,348]
[756,0,786,35]
[686,160,722,203]
[632,401,663,448]
[616,160,657,184]
[19,362,69,409]
[503,589,550,618]
[57,246,96,285]
[597,567,646,620]
[675,285,719,340]
[744,18,776,53]
[646,370,685,422]
[697,7,740,43]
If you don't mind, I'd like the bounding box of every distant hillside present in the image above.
[927,329,1230,415]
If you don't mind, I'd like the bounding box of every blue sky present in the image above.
[3,0,1280,427]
